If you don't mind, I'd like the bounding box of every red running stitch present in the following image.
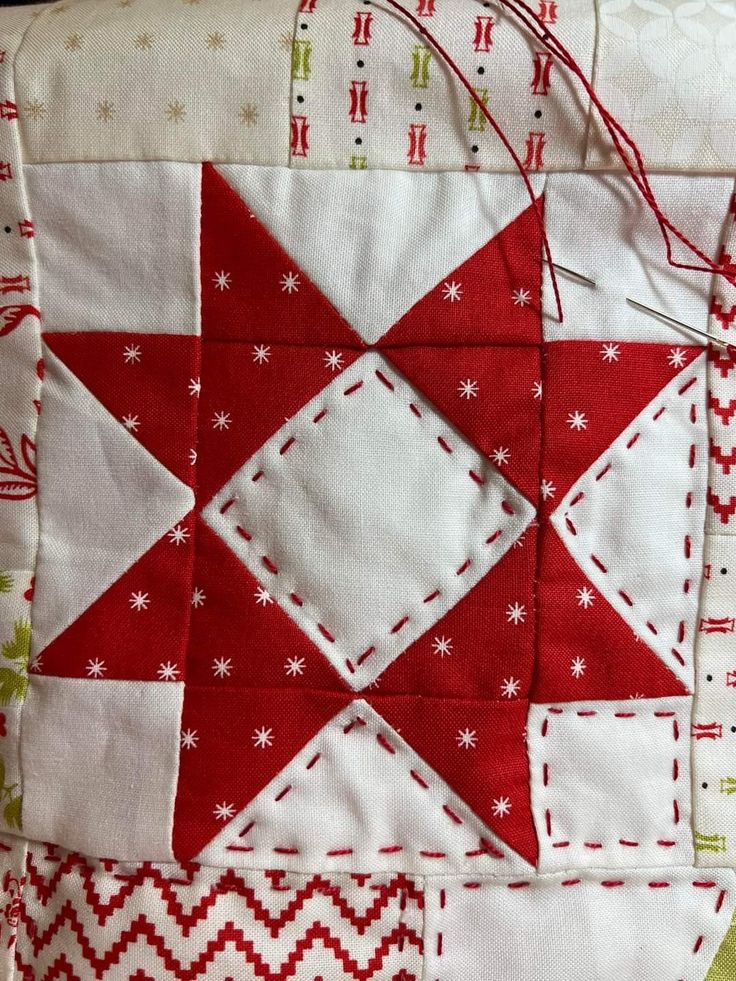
[241,714,505,863]
[218,366,524,669]
[542,707,682,853]
[559,371,700,672]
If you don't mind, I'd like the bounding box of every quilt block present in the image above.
[1,0,736,978]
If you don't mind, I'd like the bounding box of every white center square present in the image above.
[203,351,535,688]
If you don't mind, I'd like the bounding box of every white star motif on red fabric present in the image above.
[324,350,344,372]
[85,658,106,678]
[213,271,231,291]
[280,271,300,294]
[567,410,588,431]
[167,524,190,546]
[492,446,510,466]
[512,288,530,307]
[181,728,199,749]
[254,587,273,606]
[442,280,463,303]
[506,602,526,625]
[540,479,556,500]
[157,661,180,680]
[285,656,305,676]
[576,586,595,608]
[668,347,687,368]
[213,801,236,821]
[432,635,453,657]
[129,590,150,611]
[212,410,231,431]
[601,343,621,363]
[122,413,140,432]
[123,343,141,364]
[212,657,232,678]
[501,677,521,699]
[188,377,201,396]
[252,726,274,749]
[492,795,511,817]
[532,381,543,400]
[252,344,271,365]
[456,727,477,749]
[570,656,586,679]
[457,378,478,399]
[191,587,206,608]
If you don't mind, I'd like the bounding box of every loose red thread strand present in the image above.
[383,0,736,313]
[496,0,736,286]
[382,0,563,322]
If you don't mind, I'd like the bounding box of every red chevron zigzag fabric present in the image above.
[2,1,736,973]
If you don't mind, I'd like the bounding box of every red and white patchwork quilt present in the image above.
[1,1,736,978]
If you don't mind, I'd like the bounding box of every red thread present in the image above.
[326,848,353,856]
[437,436,453,454]
[590,554,607,573]
[313,408,327,423]
[469,469,485,485]
[410,769,429,789]
[274,785,292,802]
[290,592,304,607]
[501,500,515,516]
[305,753,320,770]
[343,380,364,396]
[375,369,395,391]
[390,615,410,634]
[252,470,264,482]
[376,733,396,755]
[442,804,462,825]
[693,936,704,954]
[219,498,235,514]
[423,589,441,603]
[262,555,278,575]
[279,436,296,455]
[486,529,502,545]
[317,623,335,642]
[409,402,422,418]
[235,525,252,542]
[456,558,472,576]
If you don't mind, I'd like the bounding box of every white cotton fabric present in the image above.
[25,161,201,332]
[424,867,736,981]
[218,165,544,344]
[204,351,535,689]
[550,355,707,691]
[528,697,693,872]
[197,699,526,875]
[31,346,194,656]
[21,678,183,860]
[542,174,734,342]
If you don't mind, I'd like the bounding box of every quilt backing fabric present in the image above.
[2,0,736,978]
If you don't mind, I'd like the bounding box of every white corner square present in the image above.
[529,697,693,871]
[543,174,733,342]
[21,677,183,860]
[203,351,535,689]
[26,162,200,332]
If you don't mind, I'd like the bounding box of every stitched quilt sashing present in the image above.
[2,1,736,979]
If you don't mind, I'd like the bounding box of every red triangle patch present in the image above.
[43,331,198,485]
[197,341,362,507]
[379,202,542,347]
[384,344,541,503]
[201,164,364,347]
[372,694,536,866]
[187,519,348,692]
[542,341,702,512]
[174,686,351,861]
[533,527,690,702]
[376,525,536,701]
[38,515,194,682]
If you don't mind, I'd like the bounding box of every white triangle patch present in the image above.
[197,699,528,875]
[550,354,707,690]
[217,165,544,344]
[31,346,195,653]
